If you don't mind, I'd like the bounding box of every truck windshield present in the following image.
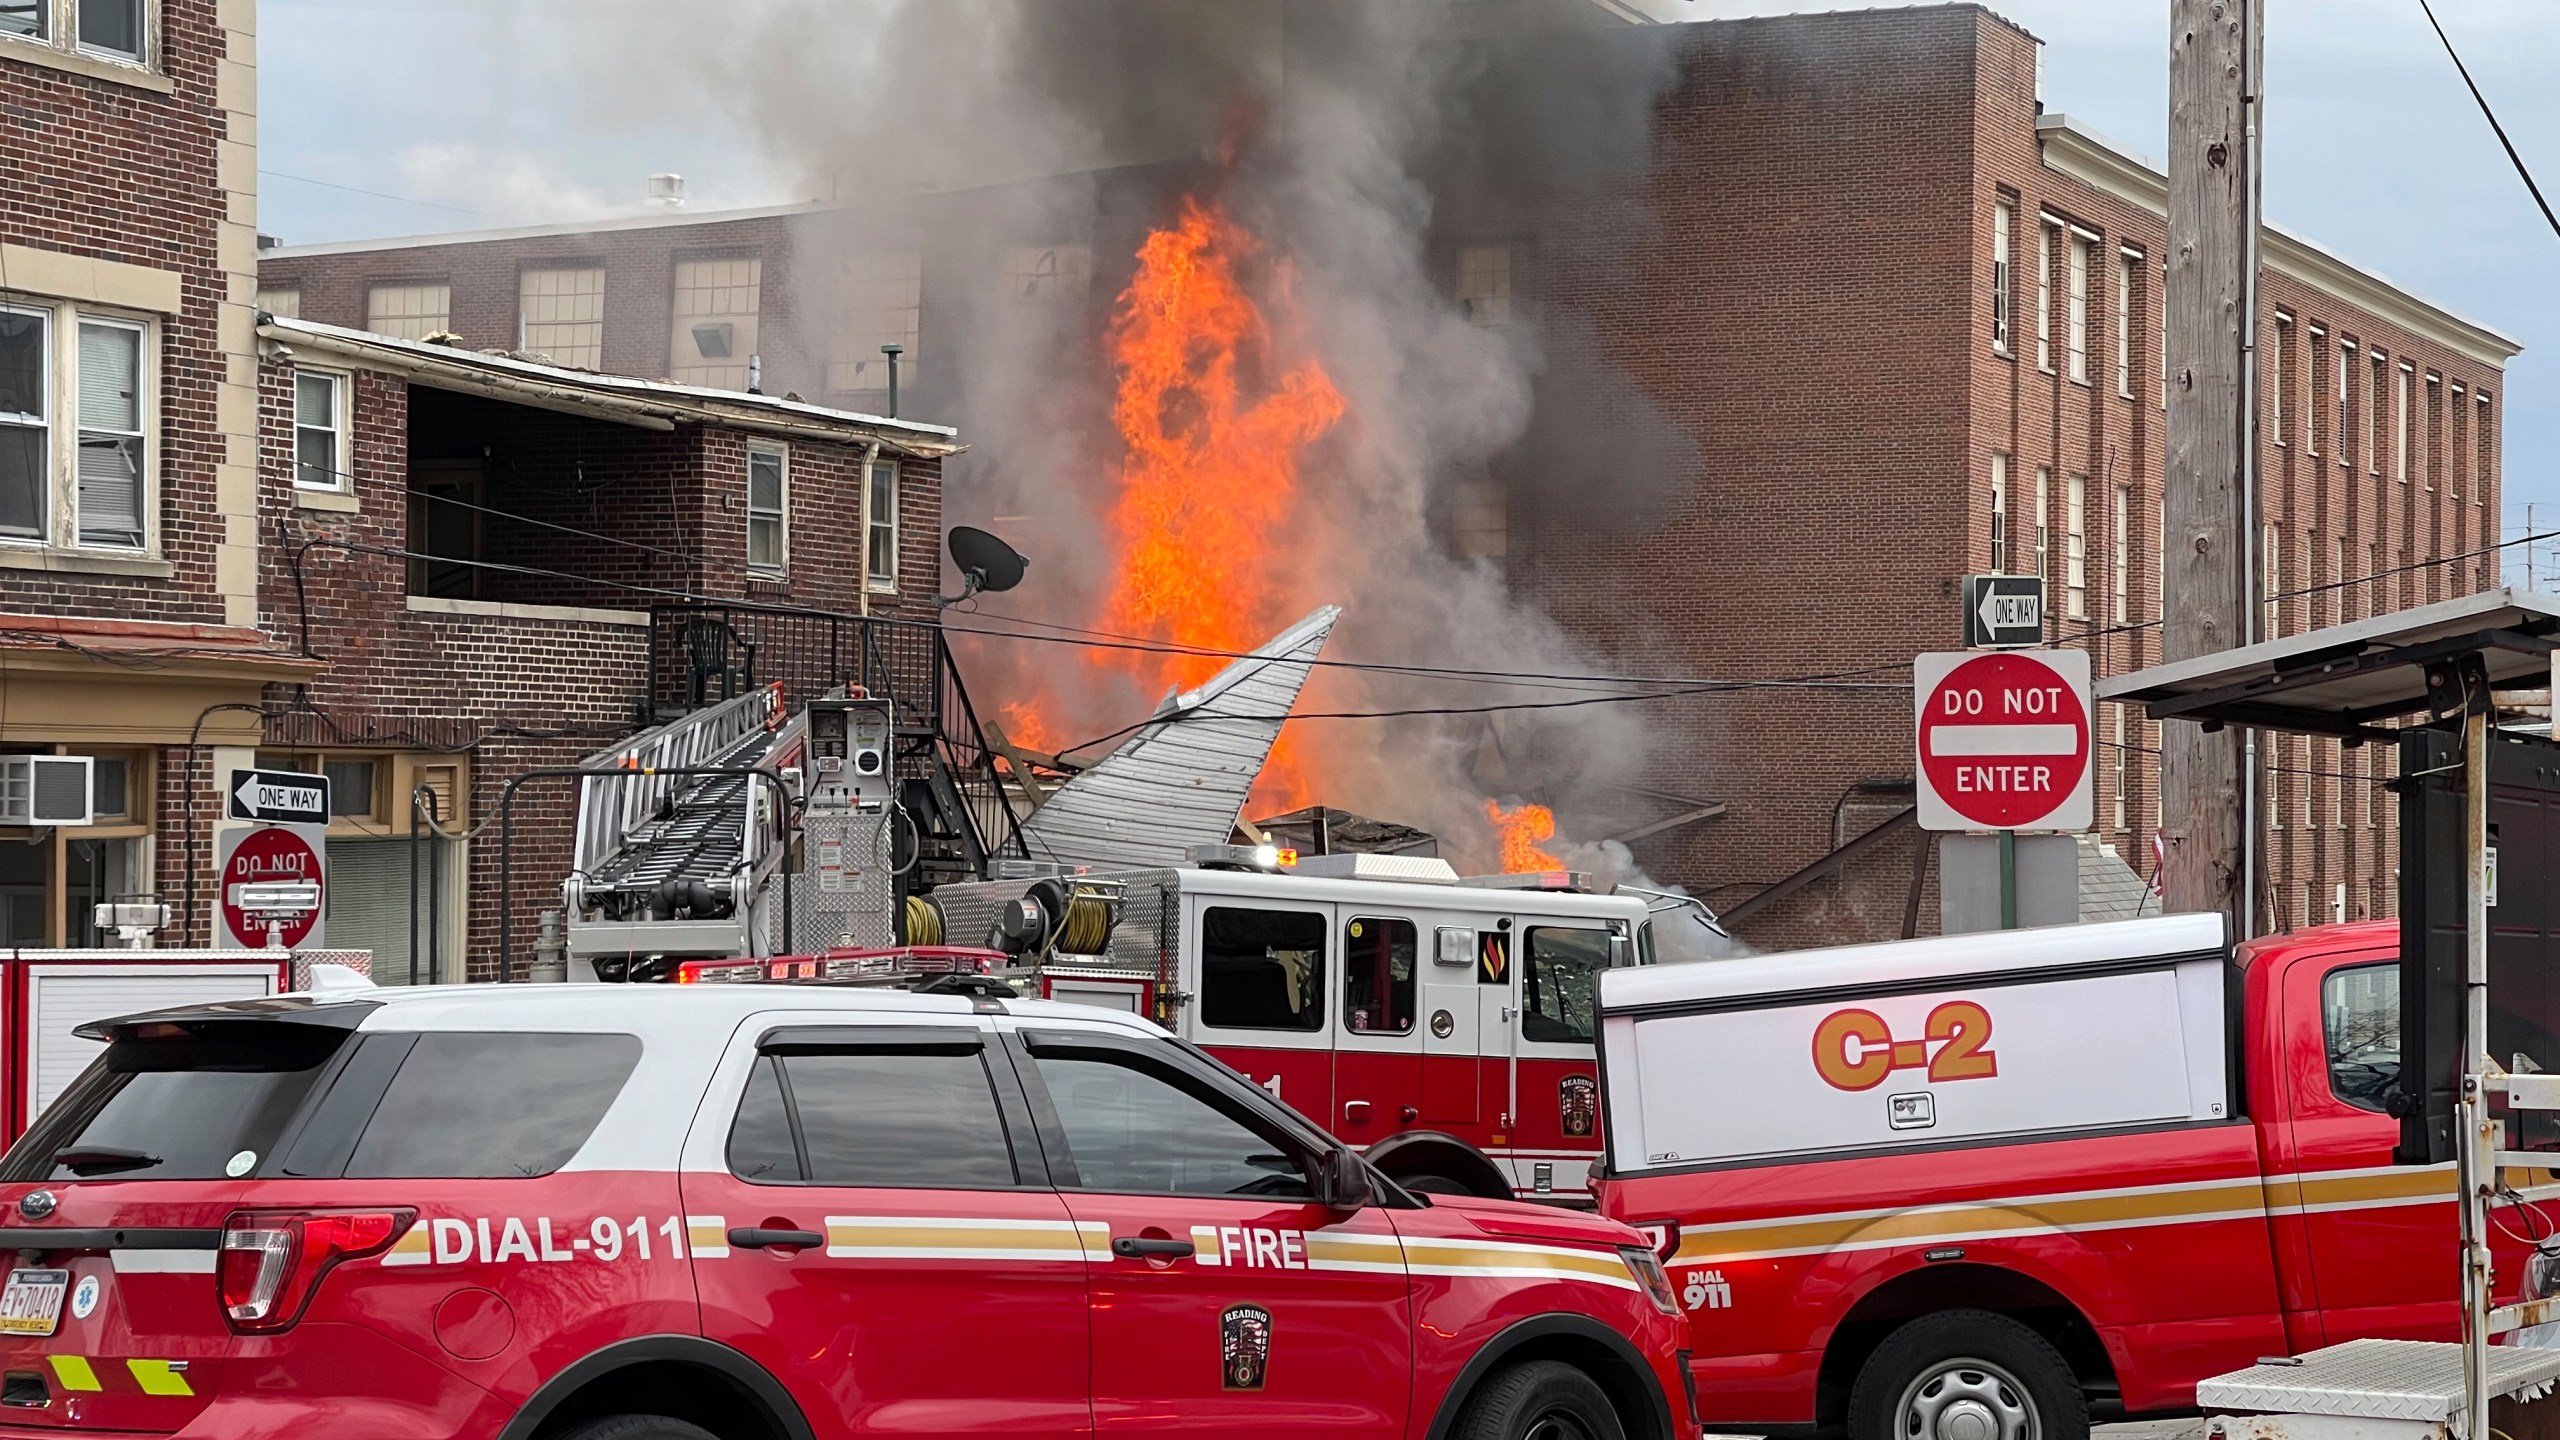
[0,1021,350,1182]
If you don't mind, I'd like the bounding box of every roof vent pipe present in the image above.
[648,173,685,209]
[881,343,903,418]
[747,353,762,395]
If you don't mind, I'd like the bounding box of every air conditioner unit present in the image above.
[0,756,93,826]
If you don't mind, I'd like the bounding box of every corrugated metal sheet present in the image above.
[1018,606,1341,870]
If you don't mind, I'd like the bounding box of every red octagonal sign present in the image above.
[220,826,323,948]
[1915,649,2094,832]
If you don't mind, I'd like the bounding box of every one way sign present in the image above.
[228,768,331,825]
[1962,574,2046,649]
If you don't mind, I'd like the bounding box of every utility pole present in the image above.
[2160,0,2261,933]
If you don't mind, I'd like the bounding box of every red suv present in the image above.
[0,980,1692,1440]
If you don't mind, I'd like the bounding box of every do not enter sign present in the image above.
[218,825,324,949]
[1915,649,2093,832]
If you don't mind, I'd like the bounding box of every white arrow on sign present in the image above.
[1978,588,2042,635]
[236,774,325,818]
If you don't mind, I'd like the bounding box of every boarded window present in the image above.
[670,258,760,390]
[367,283,452,343]
[520,267,604,369]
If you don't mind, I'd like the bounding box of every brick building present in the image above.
[0,0,307,945]
[251,4,2520,950]
[248,317,960,978]
[1477,7,2519,945]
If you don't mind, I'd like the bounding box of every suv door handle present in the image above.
[1111,1236,1196,1258]
[728,1227,825,1250]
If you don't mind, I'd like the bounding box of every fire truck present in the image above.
[676,848,1721,1205]
[1585,912,2551,1440]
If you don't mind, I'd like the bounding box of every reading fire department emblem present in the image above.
[1220,1304,1272,1390]
[1559,1075,1598,1138]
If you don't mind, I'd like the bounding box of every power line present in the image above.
[2417,0,2560,244]
[260,169,480,218]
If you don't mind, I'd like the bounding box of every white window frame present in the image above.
[2270,312,2291,444]
[1989,452,2009,573]
[2065,230,2091,385]
[74,313,147,551]
[2263,522,2281,639]
[2065,473,2088,618]
[745,444,788,577]
[864,457,900,595]
[2368,350,2386,476]
[0,300,51,547]
[2339,338,2354,470]
[1992,198,2014,356]
[2116,250,2136,397]
[2477,391,2493,507]
[0,298,158,556]
[2112,479,2131,621]
[2032,466,2051,580]
[2306,325,2325,455]
[73,0,146,63]
[2394,361,2413,485]
[2035,219,2057,372]
[291,368,351,494]
[0,0,155,73]
[2112,708,2129,834]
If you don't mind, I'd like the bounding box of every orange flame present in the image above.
[1097,196,1348,811]
[1486,800,1564,873]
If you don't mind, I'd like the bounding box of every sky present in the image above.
[256,0,2560,573]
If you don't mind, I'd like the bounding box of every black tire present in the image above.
[1398,1172,1475,1196]
[1451,1358,1628,1440]
[1846,1310,2086,1440]
[551,1417,723,1440]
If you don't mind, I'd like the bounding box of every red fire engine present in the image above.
[1587,912,2546,1440]
[675,850,1720,1205]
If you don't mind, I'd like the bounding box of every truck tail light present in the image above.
[1633,1220,1681,1259]
[220,1209,413,1332]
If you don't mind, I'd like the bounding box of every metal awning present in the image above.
[2098,588,2560,739]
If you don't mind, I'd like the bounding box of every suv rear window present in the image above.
[1,1021,349,1182]
[344,1032,641,1179]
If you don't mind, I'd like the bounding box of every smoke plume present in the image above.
[527,0,1705,877]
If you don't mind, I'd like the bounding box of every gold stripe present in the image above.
[47,1355,98,1392]
[1400,1240,1630,1281]
[126,1359,192,1397]
[825,1223,1085,1252]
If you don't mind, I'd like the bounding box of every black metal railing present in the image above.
[647,603,1029,874]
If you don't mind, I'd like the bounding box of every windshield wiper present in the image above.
[52,1146,162,1177]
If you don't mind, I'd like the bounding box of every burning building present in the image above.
[259,2,2518,945]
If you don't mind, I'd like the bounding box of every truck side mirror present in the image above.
[1315,1148,1370,1212]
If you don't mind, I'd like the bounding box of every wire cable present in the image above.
[2417,0,2560,244]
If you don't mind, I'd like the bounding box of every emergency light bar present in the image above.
[1458,870,1595,894]
[674,948,1006,985]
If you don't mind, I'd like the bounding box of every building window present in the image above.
[746,445,786,575]
[2111,708,2128,833]
[293,370,347,491]
[1002,246,1092,306]
[1452,480,1507,562]
[2264,523,2281,638]
[0,305,47,542]
[2477,392,2493,507]
[2035,219,2056,371]
[73,318,144,549]
[2300,736,2315,828]
[1989,452,2009,572]
[2452,383,2469,503]
[865,458,899,593]
[1991,198,2013,355]
[827,253,920,397]
[2270,313,2290,443]
[2065,473,2088,619]
[671,257,761,391]
[0,0,40,38]
[367,283,452,343]
[2369,351,2386,474]
[2112,479,2132,620]
[2338,337,2354,469]
[2065,231,2091,385]
[256,288,301,320]
[2334,535,2348,626]
[76,0,141,59]
[2307,326,2326,455]
[1457,246,1512,328]
[2116,250,2137,396]
[2394,362,2412,484]
[2423,372,2440,492]
[2033,466,2051,580]
[520,267,604,370]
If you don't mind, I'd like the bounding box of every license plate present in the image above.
[0,1269,67,1337]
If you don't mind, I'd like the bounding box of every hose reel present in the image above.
[987,878,1123,959]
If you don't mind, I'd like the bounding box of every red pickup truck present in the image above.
[1590,913,2541,1440]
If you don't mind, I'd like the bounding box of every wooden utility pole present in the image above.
[2160,0,2261,931]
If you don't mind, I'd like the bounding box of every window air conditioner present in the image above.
[0,756,94,826]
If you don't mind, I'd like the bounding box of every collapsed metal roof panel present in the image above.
[1017,606,1341,870]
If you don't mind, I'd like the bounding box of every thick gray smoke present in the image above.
[532,0,1704,875]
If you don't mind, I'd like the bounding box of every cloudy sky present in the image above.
[258,0,2560,567]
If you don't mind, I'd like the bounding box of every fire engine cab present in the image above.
[675,851,1717,1206]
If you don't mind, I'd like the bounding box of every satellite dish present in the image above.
[941,527,1029,607]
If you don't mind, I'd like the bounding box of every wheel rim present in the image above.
[1523,1406,1598,1440]
[1893,1356,2039,1440]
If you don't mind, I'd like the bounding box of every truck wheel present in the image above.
[1451,1358,1627,1440]
[552,1417,722,1440]
[1400,1173,1471,1196]
[1847,1310,2086,1440]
